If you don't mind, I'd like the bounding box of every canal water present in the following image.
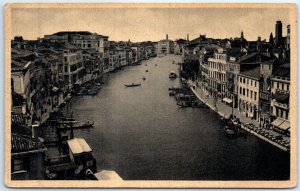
[67,55,289,180]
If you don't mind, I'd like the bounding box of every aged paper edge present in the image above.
[4,3,297,188]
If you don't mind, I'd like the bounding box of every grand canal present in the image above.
[66,55,289,180]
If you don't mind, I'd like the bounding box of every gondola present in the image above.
[124,83,141,87]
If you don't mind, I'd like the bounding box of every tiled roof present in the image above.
[11,113,25,125]
[272,63,290,78]
[240,66,261,79]
[52,31,93,36]
[11,134,46,154]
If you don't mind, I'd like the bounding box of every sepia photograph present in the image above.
[4,3,297,188]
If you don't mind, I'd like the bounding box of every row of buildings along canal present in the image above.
[10,21,290,180]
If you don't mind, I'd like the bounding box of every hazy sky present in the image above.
[11,7,290,42]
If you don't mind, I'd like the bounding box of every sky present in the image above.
[11,7,290,42]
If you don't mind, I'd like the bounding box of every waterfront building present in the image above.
[198,45,217,96]
[237,52,277,121]
[258,60,275,126]
[270,63,290,135]
[11,57,34,125]
[174,39,187,55]
[157,34,174,55]
[225,48,245,108]
[82,49,103,82]
[11,133,46,180]
[125,47,133,66]
[108,48,118,71]
[238,67,260,120]
[58,43,84,89]
[207,47,227,99]
[44,31,109,75]
[116,47,127,67]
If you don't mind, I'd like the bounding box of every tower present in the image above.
[241,31,244,39]
[269,32,274,45]
[275,20,283,46]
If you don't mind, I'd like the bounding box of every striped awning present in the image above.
[278,120,290,131]
[271,118,285,127]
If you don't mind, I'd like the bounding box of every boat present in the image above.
[224,127,236,136]
[145,69,149,72]
[176,100,192,108]
[142,76,146,80]
[72,120,94,129]
[155,64,157,66]
[86,89,99,95]
[124,83,141,87]
[169,90,176,96]
[169,71,177,79]
[58,118,78,124]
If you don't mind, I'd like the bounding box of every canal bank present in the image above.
[188,80,290,152]
[64,55,289,180]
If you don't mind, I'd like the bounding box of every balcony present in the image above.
[273,101,289,110]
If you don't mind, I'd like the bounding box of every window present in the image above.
[277,82,279,89]
[13,159,24,172]
[247,79,249,84]
[243,88,245,96]
[240,87,242,94]
[243,78,245,84]
[255,81,257,87]
[287,84,290,90]
[250,90,253,98]
[240,77,242,83]
[282,83,284,90]
[251,80,252,86]
[247,89,249,97]
[64,66,68,73]
[254,92,257,100]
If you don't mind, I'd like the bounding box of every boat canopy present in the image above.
[170,71,176,74]
[67,138,92,155]
[94,170,123,181]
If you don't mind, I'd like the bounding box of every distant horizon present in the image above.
[11,7,290,42]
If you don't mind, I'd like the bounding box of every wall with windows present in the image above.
[238,75,260,120]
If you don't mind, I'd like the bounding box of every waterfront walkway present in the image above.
[189,80,290,152]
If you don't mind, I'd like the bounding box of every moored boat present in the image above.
[124,83,141,87]
[169,71,177,79]
[72,120,94,129]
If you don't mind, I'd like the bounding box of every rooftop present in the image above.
[240,65,261,79]
[11,134,46,154]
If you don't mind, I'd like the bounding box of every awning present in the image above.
[271,118,285,127]
[67,138,92,155]
[94,170,123,181]
[278,120,290,131]
[223,97,233,104]
[272,92,289,103]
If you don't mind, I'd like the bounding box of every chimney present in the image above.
[166,34,168,40]
[187,34,189,41]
